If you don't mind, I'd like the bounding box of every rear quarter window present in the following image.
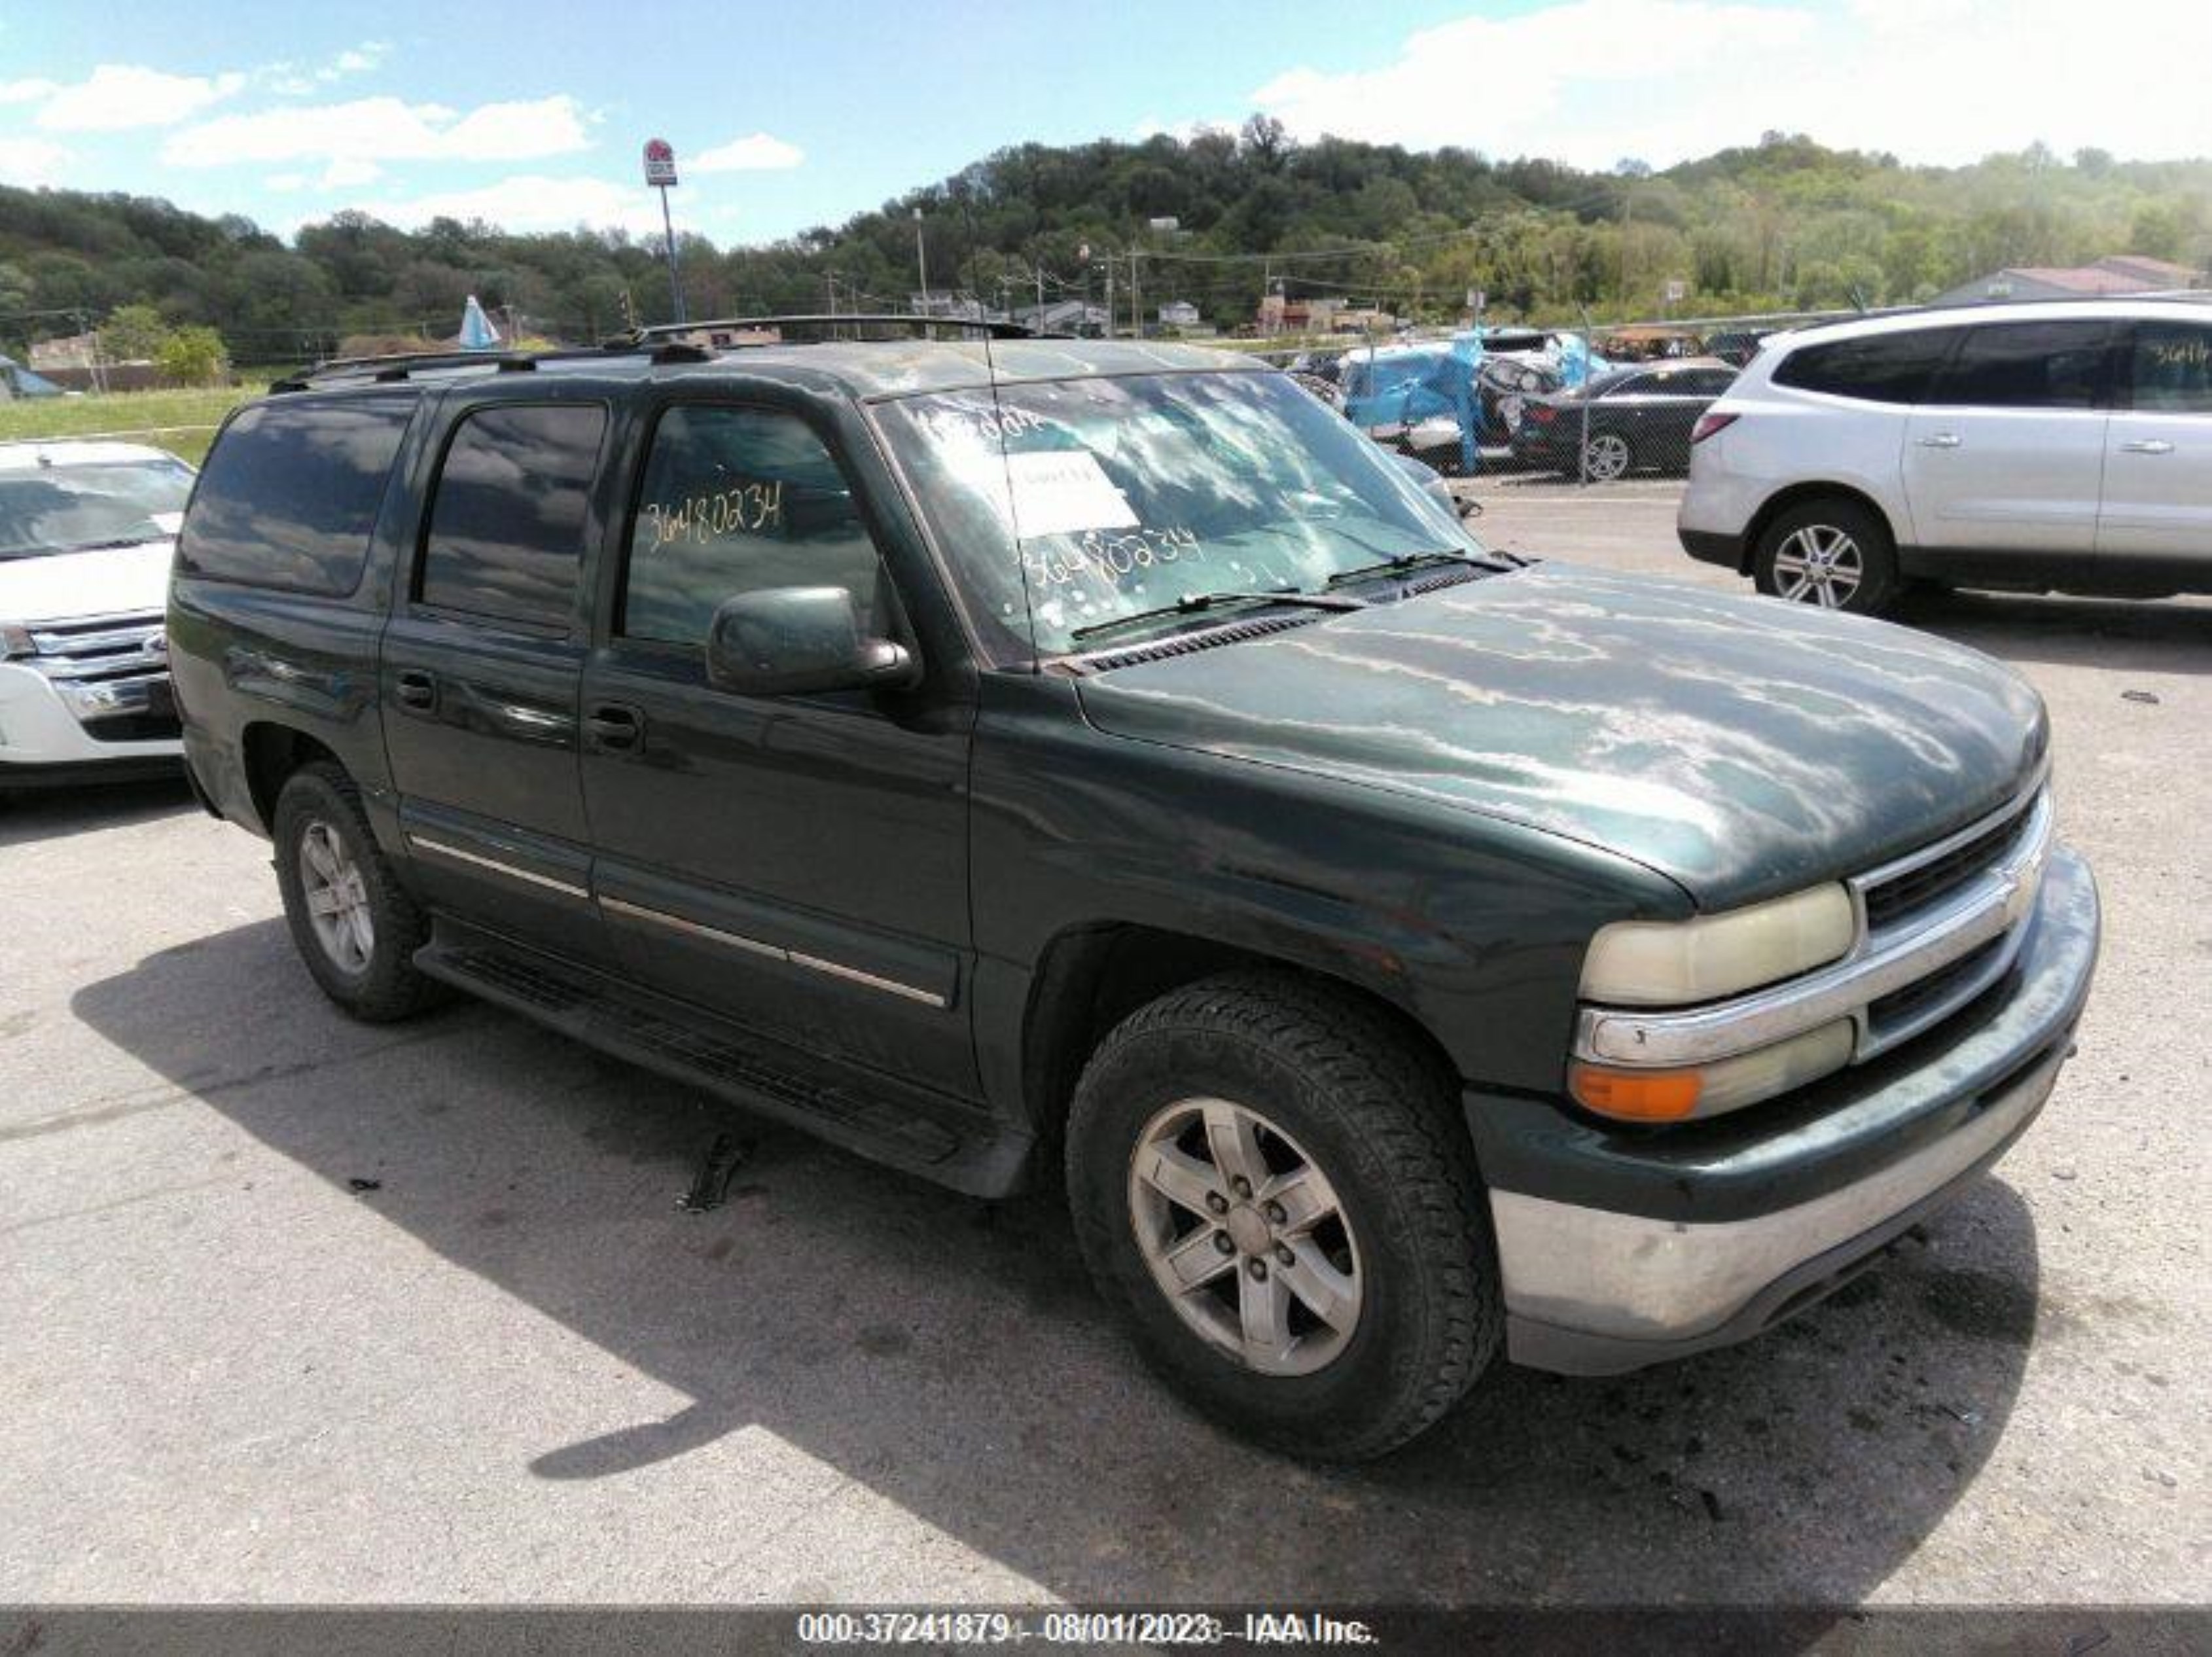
[1772,328,1961,404]
[177,397,416,594]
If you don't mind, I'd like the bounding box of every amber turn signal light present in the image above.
[1568,1061,1704,1122]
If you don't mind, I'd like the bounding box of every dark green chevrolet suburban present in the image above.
[168,325,2100,1459]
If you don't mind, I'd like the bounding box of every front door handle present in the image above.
[2120,439,2175,455]
[395,668,437,711]
[586,703,644,751]
[1916,433,1962,449]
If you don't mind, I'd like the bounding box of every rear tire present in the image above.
[272,762,438,1022]
[1066,971,1500,1461]
[1754,497,1900,616]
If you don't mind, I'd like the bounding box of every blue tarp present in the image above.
[1340,331,1486,473]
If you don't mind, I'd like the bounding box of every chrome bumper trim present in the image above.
[1493,1037,2065,1347]
[1577,784,2052,1069]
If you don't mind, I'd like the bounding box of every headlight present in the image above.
[1579,883,1854,1007]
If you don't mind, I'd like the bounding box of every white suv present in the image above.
[1678,297,2212,615]
[0,440,193,792]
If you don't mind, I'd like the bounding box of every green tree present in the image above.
[157,326,230,387]
[100,302,170,361]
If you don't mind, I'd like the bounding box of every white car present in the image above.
[0,440,193,791]
[1678,296,2212,614]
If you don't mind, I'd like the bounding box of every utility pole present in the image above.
[1131,249,1141,339]
[1104,253,1115,339]
[913,207,929,313]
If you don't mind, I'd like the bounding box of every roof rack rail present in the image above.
[628,313,1040,344]
[271,345,622,393]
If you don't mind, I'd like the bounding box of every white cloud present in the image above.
[34,64,245,132]
[0,79,58,105]
[1244,0,2212,169]
[162,93,592,169]
[0,136,69,186]
[690,132,804,173]
[319,156,383,188]
[340,173,673,236]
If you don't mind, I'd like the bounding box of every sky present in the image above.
[1,0,2206,248]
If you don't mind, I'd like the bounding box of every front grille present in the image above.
[1868,935,2007,1036]
[1863,796,2032,933]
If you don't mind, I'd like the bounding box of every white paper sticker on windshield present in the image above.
[1003,450,1139,539]
[151,511,185,535]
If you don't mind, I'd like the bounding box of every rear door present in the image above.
[2099,317,2212,568]
[379,390,615,962]
[1902,318,2116,552]
[578,392,978,1097]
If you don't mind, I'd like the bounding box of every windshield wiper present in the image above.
[50,534,169,555]
[1069,586,1365,645]
[1324,549,1521,589]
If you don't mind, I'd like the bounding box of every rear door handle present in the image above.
[395,669,437,711]
[1916,433,1962,449]
[586,703,644,751]
[2120,439,2175,455]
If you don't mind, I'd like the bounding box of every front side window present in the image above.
[2128,322,2212,414]
[1773,328,1961,405]
[873,370,1488,660]
[178,397,414,592]
[620,405,885,647]
[417,402,605,628]
[3,454,194,563]
[1931,321,2113,410]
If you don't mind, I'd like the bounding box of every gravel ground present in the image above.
[2,480,2205,1611]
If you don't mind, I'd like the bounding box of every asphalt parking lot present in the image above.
[3,480,2205,1610]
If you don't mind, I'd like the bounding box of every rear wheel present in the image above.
[1754,498,1900,615]
[272,762,438,1022]
[1066,972,1500,1461]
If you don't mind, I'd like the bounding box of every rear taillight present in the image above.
[1690,412,1739,444]
[1527,404,1558,425]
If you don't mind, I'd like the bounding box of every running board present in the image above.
[415,924,1032,1198]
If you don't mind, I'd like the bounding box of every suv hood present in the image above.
[0,538,173,626]
[1075,563,2048,910]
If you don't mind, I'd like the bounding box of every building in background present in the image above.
[1928,254,2204,307]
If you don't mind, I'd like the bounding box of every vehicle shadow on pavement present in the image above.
[1893,589,2211,677]
[73,919,2045,1604]
[0,774,194,849]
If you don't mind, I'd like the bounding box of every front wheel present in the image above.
[1753,498,1900,615]
[1579,429,1633,482]
[1066,972,1501,1461]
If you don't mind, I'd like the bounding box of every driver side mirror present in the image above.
[705,586,919,698]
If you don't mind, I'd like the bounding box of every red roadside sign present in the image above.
[643,138,678,188]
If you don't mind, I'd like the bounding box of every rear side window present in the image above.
[417,403,606,628]
[2128,321,2212,414]
[178,398,414,593]
[1930,320,2113,410]
[619,405,886,648]
[1773,329,1960,404]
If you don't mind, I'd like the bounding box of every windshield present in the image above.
[0,457,195,562]
[873,370,1490,660]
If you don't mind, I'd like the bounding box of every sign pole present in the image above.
[658,184,685,325]
[642,139,686,325]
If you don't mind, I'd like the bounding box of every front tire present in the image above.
[1753,497,1900,615]
[1580,429,1633,482]
[272,762,438,1022]
[1066,972,1500,1461]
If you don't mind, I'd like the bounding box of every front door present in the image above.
[380,393,614,962]
[1902,318,2116,553]
[2099,317,2212,567]
[579,396,978,1098]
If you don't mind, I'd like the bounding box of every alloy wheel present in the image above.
[1582,432,1631,482]
[1127,1097,1364,1376]
[298,819,374,974]
[1772,522,1864,607]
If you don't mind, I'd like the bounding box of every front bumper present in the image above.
[1472,844,2099,1375]
[0,659,181,773]
[1676,525,1743,570]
